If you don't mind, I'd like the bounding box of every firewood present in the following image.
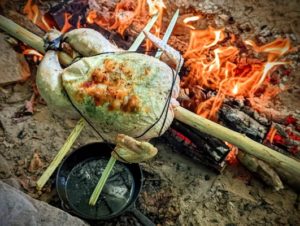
[174,106,300,189]
[237,152,284,191]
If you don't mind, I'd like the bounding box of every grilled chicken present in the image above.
[36,28,182,162]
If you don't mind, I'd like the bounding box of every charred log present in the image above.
[219,104,268,143]
[219,102,300,160]
[162,120,230,172]
[171,120,229,162]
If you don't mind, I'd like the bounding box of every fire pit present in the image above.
[0,0,300,225]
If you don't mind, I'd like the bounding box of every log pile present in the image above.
[220,100,300,160]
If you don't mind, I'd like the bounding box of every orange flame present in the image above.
[85,0,165,50]
[22,49,43,62]
[87,0,149,36]
[183,15,201,30]
[225,142,239,165]
[60,13,73,33]
[23,0,52,31]
[181,26,292,121]
[145,0,165,52]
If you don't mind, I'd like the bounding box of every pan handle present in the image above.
[130,207,156,226]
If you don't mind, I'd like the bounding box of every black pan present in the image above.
[56,142,155,226]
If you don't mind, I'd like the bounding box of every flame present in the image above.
[22,49,43,62]
[181,26,292,121]
[23,0,52,31]
[85,0,165,50]
[145,0,165,51]
[266,125,278,144]
[147,0,165,15]
[183,15,201,30]
[232,84,238,95]
[87,0,149,36]
[60,13,73,33]
[225,142,239,165]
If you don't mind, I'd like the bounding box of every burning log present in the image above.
[171,120,229,162]
[219,102,300,160]
[1,15,300,191]
[163,120,229,172]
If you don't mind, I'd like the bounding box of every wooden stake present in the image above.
[0,15,45,53]
[155,9,179,59]
[89,156,117,206]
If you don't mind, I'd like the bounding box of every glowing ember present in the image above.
[265,123,300,155]
[225,142,239,165]
[181,26,292,121]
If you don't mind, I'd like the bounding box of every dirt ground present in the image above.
[1,0,300,225]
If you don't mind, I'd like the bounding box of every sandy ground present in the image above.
[1,0,300,225]
[0,90,300,225]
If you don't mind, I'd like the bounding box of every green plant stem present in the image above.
[89,156,117,206]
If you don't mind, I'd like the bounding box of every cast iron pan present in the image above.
[56,142,155,226]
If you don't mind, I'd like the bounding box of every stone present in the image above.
[0,154,12,179]
[0,33,30,85]
[0,181,89,226]
[1,177,20,190]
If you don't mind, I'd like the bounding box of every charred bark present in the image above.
[162,120,230,172]
[219,104,268,143]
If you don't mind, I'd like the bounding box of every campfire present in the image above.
[1,0,299,181]
[0,0,300,224]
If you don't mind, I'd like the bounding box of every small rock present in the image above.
[28,152,44,173]
[1,178,20,190]
[0,33,30,85]
[29,179,37,188]
[219,14,229,22]
[204,174,210,181]
[0,154,11,179]
[17,159,25,166]
[0,181,88,226]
